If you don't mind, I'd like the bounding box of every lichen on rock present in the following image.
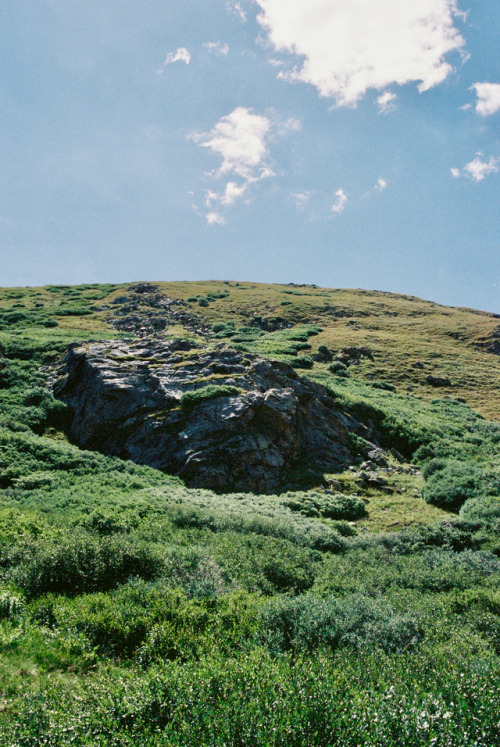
[49,339,366,493]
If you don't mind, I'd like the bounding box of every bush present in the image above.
[0,589,24,620]
[367,381,397,392]
[290,356,313,369]
[423,460,485,510]
[460,494,500,525]
[258,594,421,655]
[280,491,366,520]
[180,385,242,410]
[329,361,349,377]
[10,532,162,598]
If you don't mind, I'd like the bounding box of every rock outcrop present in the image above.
[50,339,363,493]
[105,283,209,338]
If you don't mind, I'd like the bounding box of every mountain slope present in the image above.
[0,280,498,746]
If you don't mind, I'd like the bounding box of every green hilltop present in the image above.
[0,280,499,745]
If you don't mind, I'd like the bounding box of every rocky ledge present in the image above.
[50,339,365,493]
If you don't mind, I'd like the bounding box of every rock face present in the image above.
[105,283,209,338]
[50,339,362,493]
[336,346,374,366]
[475,326,500,356]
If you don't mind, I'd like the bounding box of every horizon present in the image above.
[1,1,499,312]
[1,277,498,316]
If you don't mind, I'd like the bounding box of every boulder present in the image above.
[49,339,365,493]
[336,346,374,366]
[425,375,451,387]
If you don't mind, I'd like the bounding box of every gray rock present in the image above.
[367,449,389,468]
[425,375,451,387]
[336,346,374,366]
[49,339,366,493]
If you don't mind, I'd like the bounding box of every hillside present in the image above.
[0,281,499,746]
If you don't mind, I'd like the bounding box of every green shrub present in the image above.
[460,494,500,525]
[180,385,242,410]
[9,532,162,598]
[0,589,24,620]
[367,380,397,392]
[423,460,486,510]
[329,361,349,376]
[258,594,421,655]
[291,356,313,369]
[280,491,366,520]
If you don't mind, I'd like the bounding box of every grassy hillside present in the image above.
[0,281,498,745]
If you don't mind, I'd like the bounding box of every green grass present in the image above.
[0,279,498,744]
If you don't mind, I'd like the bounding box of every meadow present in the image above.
[0,281,498,745]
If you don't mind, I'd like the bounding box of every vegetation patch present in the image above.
[179,384,243,410]
[0,280,498,744]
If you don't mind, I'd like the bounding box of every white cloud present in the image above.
[161,47,191,68]
[254,0,465,106]
[377,92,397,114]
[206,212,226,225]
[227,2,247,22]
[203,41,230,56]
[191,108,301,219]
[375,177,387,192]
[192,107,272,180]
[283,117,301,132]
[463,155,499,182]
[206,181,249,206]
[331,189,348,215]
[452,154,499,182]
[192,107,300,218]
[472,83,500,117]
[291,191,310,209]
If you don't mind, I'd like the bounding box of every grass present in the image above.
[0,279,498,744]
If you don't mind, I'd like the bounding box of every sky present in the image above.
[0,1,499,312]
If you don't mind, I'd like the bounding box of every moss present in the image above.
[180,384,243,410]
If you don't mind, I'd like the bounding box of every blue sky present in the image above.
[0,0,499,312]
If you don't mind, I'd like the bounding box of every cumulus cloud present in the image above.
[282,117,301,133]
[452,154,499,182]
[160,48,191,69]
[291,191,310,210]
[472,83,500,117]
[375,177,388,192]
[331,189,348,215]
[227,1,247,22]
[193,107,272,180]
[206,181,249,207]
[191,107,299,221]
[377,92,397,114]
[203,41,230,56]
[254,0,465,106]
[464,155,499,182]
[206,212,226,225]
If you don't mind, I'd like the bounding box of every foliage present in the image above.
[279,490,366,520]
[180,384,243,410]
[0,280,499,743]
[423,459,498,510]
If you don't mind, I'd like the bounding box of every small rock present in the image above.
[367,449,389,468]
[390,447,405,463]
[425,374,451,387]
[368,476,388,487]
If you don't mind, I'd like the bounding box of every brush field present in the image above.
[0,280,498,746]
